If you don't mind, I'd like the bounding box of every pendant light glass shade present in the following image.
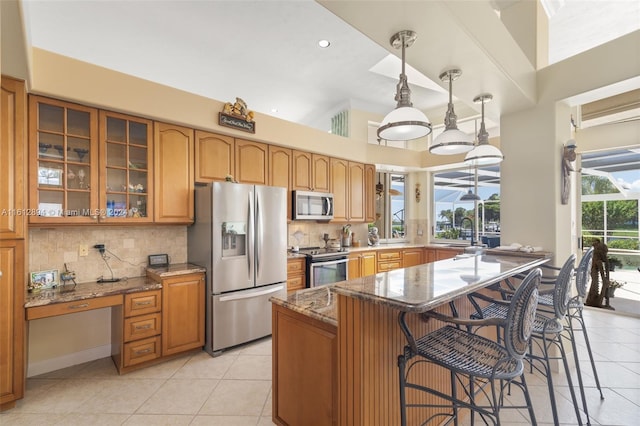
[377,30,432,142]
[430,69,474,155]
[465,93,504,166]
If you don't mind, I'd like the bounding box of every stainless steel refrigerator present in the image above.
[188,182,287,355]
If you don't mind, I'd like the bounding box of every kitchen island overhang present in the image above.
[270,252,550,426]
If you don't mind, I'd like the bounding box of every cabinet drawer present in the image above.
[377,250,401,261]
[123,336,161,366]
[377,261,402,272]
[287,258,305,274]
[124,290,161,317]
[26,294,122,320]
[124,313,161,342]
[287,275,306,292]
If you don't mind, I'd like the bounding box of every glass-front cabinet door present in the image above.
[99,111,153,223]
[29,96,99,224]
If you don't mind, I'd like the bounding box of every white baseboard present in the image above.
[27,344,113,377]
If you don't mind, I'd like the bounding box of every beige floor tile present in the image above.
[122,414,194,425]
[224,355,272,381]
[57,413,131,425]
[190,415,260,425]
[137,378,218,415]
[199,380,271,416]
[124,355,191,379]
[75,378,164,414]
[238,337,272,356]
[257,417,276,425]
[171,351,237,379]
[261,387,272,417]
[11,378,109,413]
[0,413,67,425]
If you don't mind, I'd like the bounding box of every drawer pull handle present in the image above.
[68,303,89,310]
[135,324,152,330]
[134,348,152,355]
[134,301,152,306]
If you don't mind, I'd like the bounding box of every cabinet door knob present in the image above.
[100,215,106,220]
[91,215,98,220]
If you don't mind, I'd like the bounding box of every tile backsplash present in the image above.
[287,222,370,248]
[29,226,187,284]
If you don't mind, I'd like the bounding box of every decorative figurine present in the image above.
[561,140,577,205]
[586,239,613,309]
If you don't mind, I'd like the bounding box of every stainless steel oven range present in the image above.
[299,247,349,287]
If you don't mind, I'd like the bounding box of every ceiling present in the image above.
[20,0,639,137]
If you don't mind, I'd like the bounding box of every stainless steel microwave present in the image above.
[292,190,334,220]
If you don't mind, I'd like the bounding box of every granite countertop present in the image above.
[272,252,550,321]
[332,253,549,313]
[25,276,161,308]
[270,286,338,326]
[146,262,206,277]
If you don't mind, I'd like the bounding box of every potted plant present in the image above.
[608,256,623,271]
[607,279,625,298]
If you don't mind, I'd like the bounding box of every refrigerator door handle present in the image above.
[219,285,285,302]
[247,190,254,282]
[256,192,261,276]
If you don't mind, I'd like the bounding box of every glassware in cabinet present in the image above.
[100,111,153,221]
[29,96,98,223]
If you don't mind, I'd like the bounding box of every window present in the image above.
[432,165,501,245]
[373,172,407,241]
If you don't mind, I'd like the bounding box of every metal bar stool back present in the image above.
[398,268,542,426]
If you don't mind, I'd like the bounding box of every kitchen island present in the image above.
[270,252,549,426]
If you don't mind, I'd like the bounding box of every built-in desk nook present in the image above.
[270,251,549,426]
[24,264,205,375]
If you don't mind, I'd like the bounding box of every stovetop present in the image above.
[298,246,349,258]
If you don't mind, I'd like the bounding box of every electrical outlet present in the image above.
[79,244,88,256]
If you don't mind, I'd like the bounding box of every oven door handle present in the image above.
[311,258,348,267]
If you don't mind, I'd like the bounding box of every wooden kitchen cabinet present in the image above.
[287,257,306,292]
[112,290,162,372]
[377,249,402,272]
[402,248,423,267]
[348,161,365,222]
[195,130,234,183]
[348,250,376,279]
[312,154,330,192]
[330,158,366,223]
[330,157,348,222]
[235,139,268,185]
[29,96,159,225]
[0,240,25,410]
[100,110,153,223]
[28,95,99,224]
[1,77,27,240]
[272,303,338,426]
[364,164,376,223]
[292,151,330,193]
[269,146,292,221]
[154,122,194,224]
[160,273,205,356]
[292,150,312,191]
[1,76,27,411]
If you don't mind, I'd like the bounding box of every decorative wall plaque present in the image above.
[219,97,255,133]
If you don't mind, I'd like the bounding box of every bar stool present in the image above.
[468,254,586,426]
[503,249,602,418]
[537,248,603,399]
[397,268,542,426]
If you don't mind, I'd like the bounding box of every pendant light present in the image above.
[429,69,474,155]
[464,94,504,166]
[377,30,432,142]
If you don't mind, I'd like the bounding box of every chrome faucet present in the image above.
[460,217,476,246]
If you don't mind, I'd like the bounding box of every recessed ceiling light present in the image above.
[318,39,330,48]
